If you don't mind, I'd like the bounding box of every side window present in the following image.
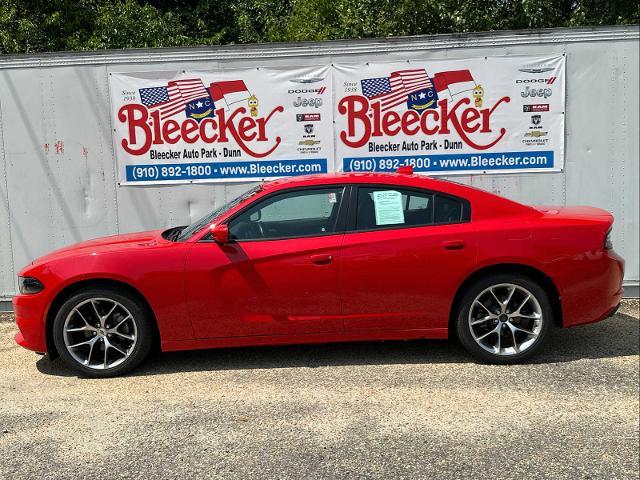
[356,187,434,230]
[228,187,344,241]
[434,195,464,224]
[355,186,469,231]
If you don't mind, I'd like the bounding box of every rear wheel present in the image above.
[455,274,552,363]
[52,288,153,377]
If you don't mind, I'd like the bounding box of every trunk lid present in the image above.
[534,205,613,220]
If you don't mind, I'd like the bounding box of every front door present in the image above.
[185,186,347,338]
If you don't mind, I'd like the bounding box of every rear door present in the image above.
[340,185,477,332]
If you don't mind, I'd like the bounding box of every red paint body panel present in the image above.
[340,222,477,331]
[185,236,344,337]
[13,172,624,355]
[13,230,194,352]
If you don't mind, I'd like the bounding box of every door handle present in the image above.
[310,254,333,265]
[442,240,466,250]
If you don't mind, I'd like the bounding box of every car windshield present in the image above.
[176,185,262,241]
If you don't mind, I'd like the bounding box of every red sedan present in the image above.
[13,172,624,377]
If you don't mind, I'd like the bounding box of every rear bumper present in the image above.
[12,293,48,353]
[605,302,621,319]
[562,250,625,328]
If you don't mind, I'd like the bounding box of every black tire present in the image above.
[52,287,153,377]
[455,273,552,364]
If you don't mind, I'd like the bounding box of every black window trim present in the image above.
[346,183,471,234]
[201,184,352,243]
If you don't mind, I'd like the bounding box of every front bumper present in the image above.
[13,293,48,353]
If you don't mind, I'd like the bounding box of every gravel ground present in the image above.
[0,301,638,479]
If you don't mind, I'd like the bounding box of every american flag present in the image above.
[139,79,210,120]
[361,69,433,111]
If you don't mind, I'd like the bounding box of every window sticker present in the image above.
[372,190,405,225]
[327,192,337,204]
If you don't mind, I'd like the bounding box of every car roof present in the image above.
[256,172,537,220]
[261,172,453,191]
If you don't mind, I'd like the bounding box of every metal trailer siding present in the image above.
[0,26,638,309]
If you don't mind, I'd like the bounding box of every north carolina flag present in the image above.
[209,80,251,109]
[433,70,476,96]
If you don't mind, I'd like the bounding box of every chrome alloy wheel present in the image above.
[468,283,543,356]
[63,298,137,370]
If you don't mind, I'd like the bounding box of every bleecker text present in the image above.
[118,105,284,158]
[338,96,510,150]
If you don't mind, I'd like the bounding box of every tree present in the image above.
[1,0,638,54]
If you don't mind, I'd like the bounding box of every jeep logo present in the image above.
[293,97,323,108]
[521,87,552,98]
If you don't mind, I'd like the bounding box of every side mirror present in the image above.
[210,224,229,244]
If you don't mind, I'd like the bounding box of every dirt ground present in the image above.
[1,301,638,479]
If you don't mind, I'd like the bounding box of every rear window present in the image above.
[434,195,464,224]
[355,186,470,231]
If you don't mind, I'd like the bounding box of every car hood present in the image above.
[31,229,166,265]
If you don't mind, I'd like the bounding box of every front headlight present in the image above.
[604,228,613,250]
[18,276,44,294]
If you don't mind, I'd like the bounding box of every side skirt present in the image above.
[161,328,449,352]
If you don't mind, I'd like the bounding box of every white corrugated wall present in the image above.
[0,26,638,308]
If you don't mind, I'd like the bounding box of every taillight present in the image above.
[604,228,613,250]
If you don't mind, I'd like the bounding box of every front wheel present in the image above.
[455,274,552,364]
[52,288,153,377]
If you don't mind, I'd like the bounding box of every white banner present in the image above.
[109,56,565,184]
[109,66,333,184]
[334,56,565,175]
